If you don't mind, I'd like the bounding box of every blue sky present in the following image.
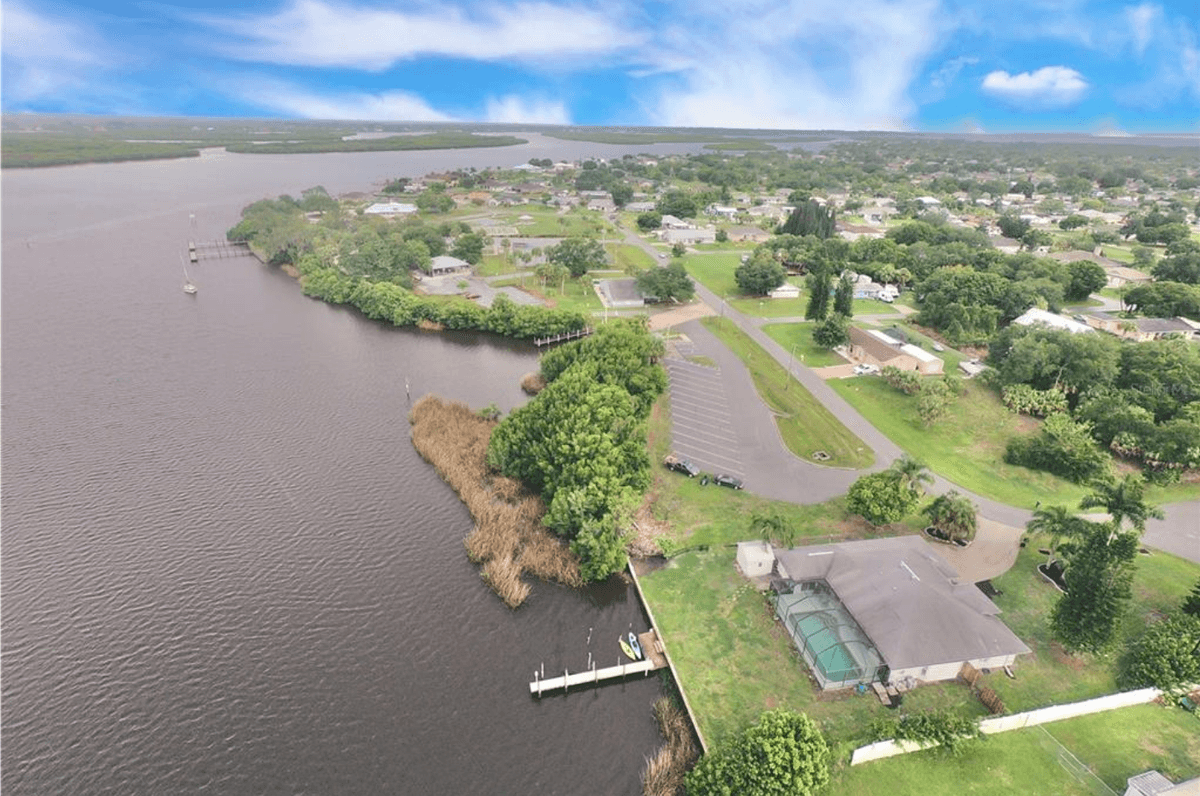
[3,0,1198,131]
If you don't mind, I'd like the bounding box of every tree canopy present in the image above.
[686,710,830,796]
[548,236,607,278]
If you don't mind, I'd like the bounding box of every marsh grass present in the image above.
[642,697,698,796]
[409,395,581,607]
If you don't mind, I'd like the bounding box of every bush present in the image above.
[1120,612,1200,692]
[686,710,830,796]
[881,365,922,395]
[847,471,919,525]
[870,709,982,757]
[1004,414,1110,483]
[1001,384,1069,417]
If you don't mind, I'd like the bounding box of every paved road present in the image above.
[621,226,1199,563]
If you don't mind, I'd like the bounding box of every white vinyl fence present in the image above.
[850,687,1162,765]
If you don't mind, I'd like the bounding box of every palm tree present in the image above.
[750,509,796,548]
[1080,473,1164,536]
[890,455,933,497]
[1026,505,1084,569]
[923,491,978,543]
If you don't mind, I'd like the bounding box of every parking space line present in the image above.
[671,425,740,451]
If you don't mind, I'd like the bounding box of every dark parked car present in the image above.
[663,454,701,477]
[714,474,744,489]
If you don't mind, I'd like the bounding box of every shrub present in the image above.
[881,365,922,395]
[1120,612,1200,693]
[847,471,919,525]
[1001,383,1069,417]
[1004,414,1111,483]
[686,710,830,796]
[870,709,982,757]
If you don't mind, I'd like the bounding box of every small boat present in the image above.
[619,636,637,661]
[627,631,644,661]
[181,254,197,294]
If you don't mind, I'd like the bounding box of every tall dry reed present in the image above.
[641,697,699,796]
[409,394,580,607]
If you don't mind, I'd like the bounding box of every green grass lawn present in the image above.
[829,377,1089,508]
[761,322,848,368]
[489,275,604,314]
[832,704,1200,795]
[476,253,525,277]
[682,252,744,296]
[701,317,874,469]
[978,540,1200,712]
[605,242,655,272]
[489,205,615,237]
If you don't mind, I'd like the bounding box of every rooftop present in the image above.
[774,536,1030,671]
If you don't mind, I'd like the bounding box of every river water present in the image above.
[1,134,704,795]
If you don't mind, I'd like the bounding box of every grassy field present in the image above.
[701,317,874,469]
[828,375,1200,508]
[605,242,656,272]
[489,205,616,237]
[833,704,1200,795]
[761,322,848,368]
[489,276,603,314]
[978,540,1200,711]
[682,252,744,296]
[476,253,525,277]
[829,376,1089,508]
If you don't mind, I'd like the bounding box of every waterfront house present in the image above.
[769,536,1030,690]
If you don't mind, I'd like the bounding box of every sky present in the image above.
[3,0,1199,132]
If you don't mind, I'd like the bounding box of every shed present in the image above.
[737,541,775,578]
[769,283,801,300]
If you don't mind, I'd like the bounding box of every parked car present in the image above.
[714,474,744,490]
[852,363,880,375]
[663,454,701,477]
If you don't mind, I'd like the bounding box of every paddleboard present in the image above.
[627,631,644,660]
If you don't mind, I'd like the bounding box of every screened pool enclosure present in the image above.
[773,580,886,690]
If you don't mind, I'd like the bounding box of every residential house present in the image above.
[768,283,801,299]
[769,536,1030,690]
[849,327,943,374]
[1084,312,1199,341]
[625,201,657,213]
[429,255,472,275]
[363,201,417,216]
[1012,307,1094,334]
[1104,266,1152,289]
[659,214,693,230]
[725,225,772,244]
[851,274,898,302]
[662,227,717,245]
[706,204,740,220]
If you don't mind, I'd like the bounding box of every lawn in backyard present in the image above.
[975,540,1200,712]
[832,703,1199,795]
[491,205,616,237]
[761,322,848,368]
[701,317,874,469]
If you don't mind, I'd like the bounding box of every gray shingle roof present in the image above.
[774,536,1030,671]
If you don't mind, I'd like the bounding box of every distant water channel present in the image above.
[1,136,705,794]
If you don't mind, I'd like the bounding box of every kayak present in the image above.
[619,636,637,661]
[628,631,644,661]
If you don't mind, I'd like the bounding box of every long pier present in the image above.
[533,327,593,347]
[189,240,251,263]
[530,629,667,696]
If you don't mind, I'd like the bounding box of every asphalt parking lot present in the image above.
[664,356,745,480]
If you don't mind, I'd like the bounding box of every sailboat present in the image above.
[181,254,198,294]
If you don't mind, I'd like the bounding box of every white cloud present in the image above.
[207,0,640,70]
[483,96,570,124]
[1,1,112,102]
[981,66,1089,108]
[1124,3,1160,56]
[647,0,945,130]
[232,80,452,121]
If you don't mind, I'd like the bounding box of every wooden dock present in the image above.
[189,240,250,263]
[529,629,667,696]
[533,327,593,347]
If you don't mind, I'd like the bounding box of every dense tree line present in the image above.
[989,326,1200,479]
[486,322,665,579]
